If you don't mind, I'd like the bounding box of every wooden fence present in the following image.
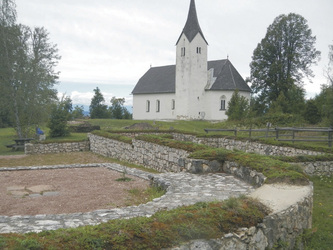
[204,126,333,148]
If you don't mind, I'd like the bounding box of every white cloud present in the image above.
[16,0,333,101]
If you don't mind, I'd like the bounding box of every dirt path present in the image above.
[0,167,149,216]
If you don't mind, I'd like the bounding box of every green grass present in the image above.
[0,128,24,156]
[0,197,269,249]
[303,175,333,249]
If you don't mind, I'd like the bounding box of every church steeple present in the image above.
[176,0,208,45]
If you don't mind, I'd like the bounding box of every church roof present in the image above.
[176,0,208,45]
[208,60,251,92]
[132,60,251,95]
[132,65,176,94]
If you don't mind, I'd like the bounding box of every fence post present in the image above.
[329,126,332,148]
[266,123,271,138]
[249,125,252,138]
[275,127,279,140]
[292,128,295,144]
[234,128,237,137]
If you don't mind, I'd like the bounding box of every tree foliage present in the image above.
[0,1,60,137]
[48,96,72,138]
[89,87,109,119]
[109,97,131,119]
[72,105,85,119]
[304,99,321,125]
[250,13,320,114]
[226,89,249,121]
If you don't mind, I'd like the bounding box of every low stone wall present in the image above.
[89,134,190,173]
[25,141,90,154]
[173,133,322,157]
[297,161,333,176]
[170,188,313,250]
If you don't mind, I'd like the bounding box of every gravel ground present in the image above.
[0,167,149,216]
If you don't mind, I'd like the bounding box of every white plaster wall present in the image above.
[204,91,251,120]
[132,93,176,120]
[175,33,208,120]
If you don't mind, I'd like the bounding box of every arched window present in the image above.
[196,47,201,54]
[171,99,175,110]
[146,100,150,112]
[156,100,160,112]
[220,95,226,110]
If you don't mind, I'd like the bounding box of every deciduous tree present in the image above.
[109,97,131,119]
[1,0,60,137]
[250,13,320,114]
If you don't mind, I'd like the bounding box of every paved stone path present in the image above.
[0,163,254,234]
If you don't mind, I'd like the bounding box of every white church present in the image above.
[132,0,251,120]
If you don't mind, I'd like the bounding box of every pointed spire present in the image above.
[176,0,208,45]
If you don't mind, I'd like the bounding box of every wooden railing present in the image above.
[204,126,333,147]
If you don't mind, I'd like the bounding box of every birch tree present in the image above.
[0,0,60,137]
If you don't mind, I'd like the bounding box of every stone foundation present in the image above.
[169,188,313,250]
[25,141,90,154]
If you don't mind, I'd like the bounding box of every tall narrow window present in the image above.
[171,99,175,110]
[220,95,226,110]
[220,100,226,110]
[156,100,160,112]
[146,100,150,112]
[196,47,201,54]
[181,47,186,57]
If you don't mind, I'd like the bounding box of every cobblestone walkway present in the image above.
[0,163,254,234]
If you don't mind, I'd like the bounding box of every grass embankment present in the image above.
[134,134,309,185]
[0,197,269,250]
[304,176,333,249]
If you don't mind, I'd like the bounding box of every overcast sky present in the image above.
[15,0,333,108]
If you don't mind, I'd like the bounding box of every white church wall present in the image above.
[204,91,251,120]
[132,93,176,120]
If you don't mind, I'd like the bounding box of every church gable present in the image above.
[208,60,251,92]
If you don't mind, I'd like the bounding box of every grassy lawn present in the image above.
[304,176,333,249]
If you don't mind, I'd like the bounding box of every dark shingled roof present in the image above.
[132,65,175,94]
[208,60,251,92]
[176,0,208,45]
[132,60,251,95]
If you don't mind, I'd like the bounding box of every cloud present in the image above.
[58,90,133,108]
[16,0,333,101]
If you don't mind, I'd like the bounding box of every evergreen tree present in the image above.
[89,87,109,119]
[226,89,249,121]
[48,97,72,138]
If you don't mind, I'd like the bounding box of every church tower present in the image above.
[175,0,208,119]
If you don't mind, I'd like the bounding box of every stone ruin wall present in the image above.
[88,133,313,249]
[24,133,315,249]
[25,141,89,154]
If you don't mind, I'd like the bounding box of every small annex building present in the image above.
[132,0,251,120]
